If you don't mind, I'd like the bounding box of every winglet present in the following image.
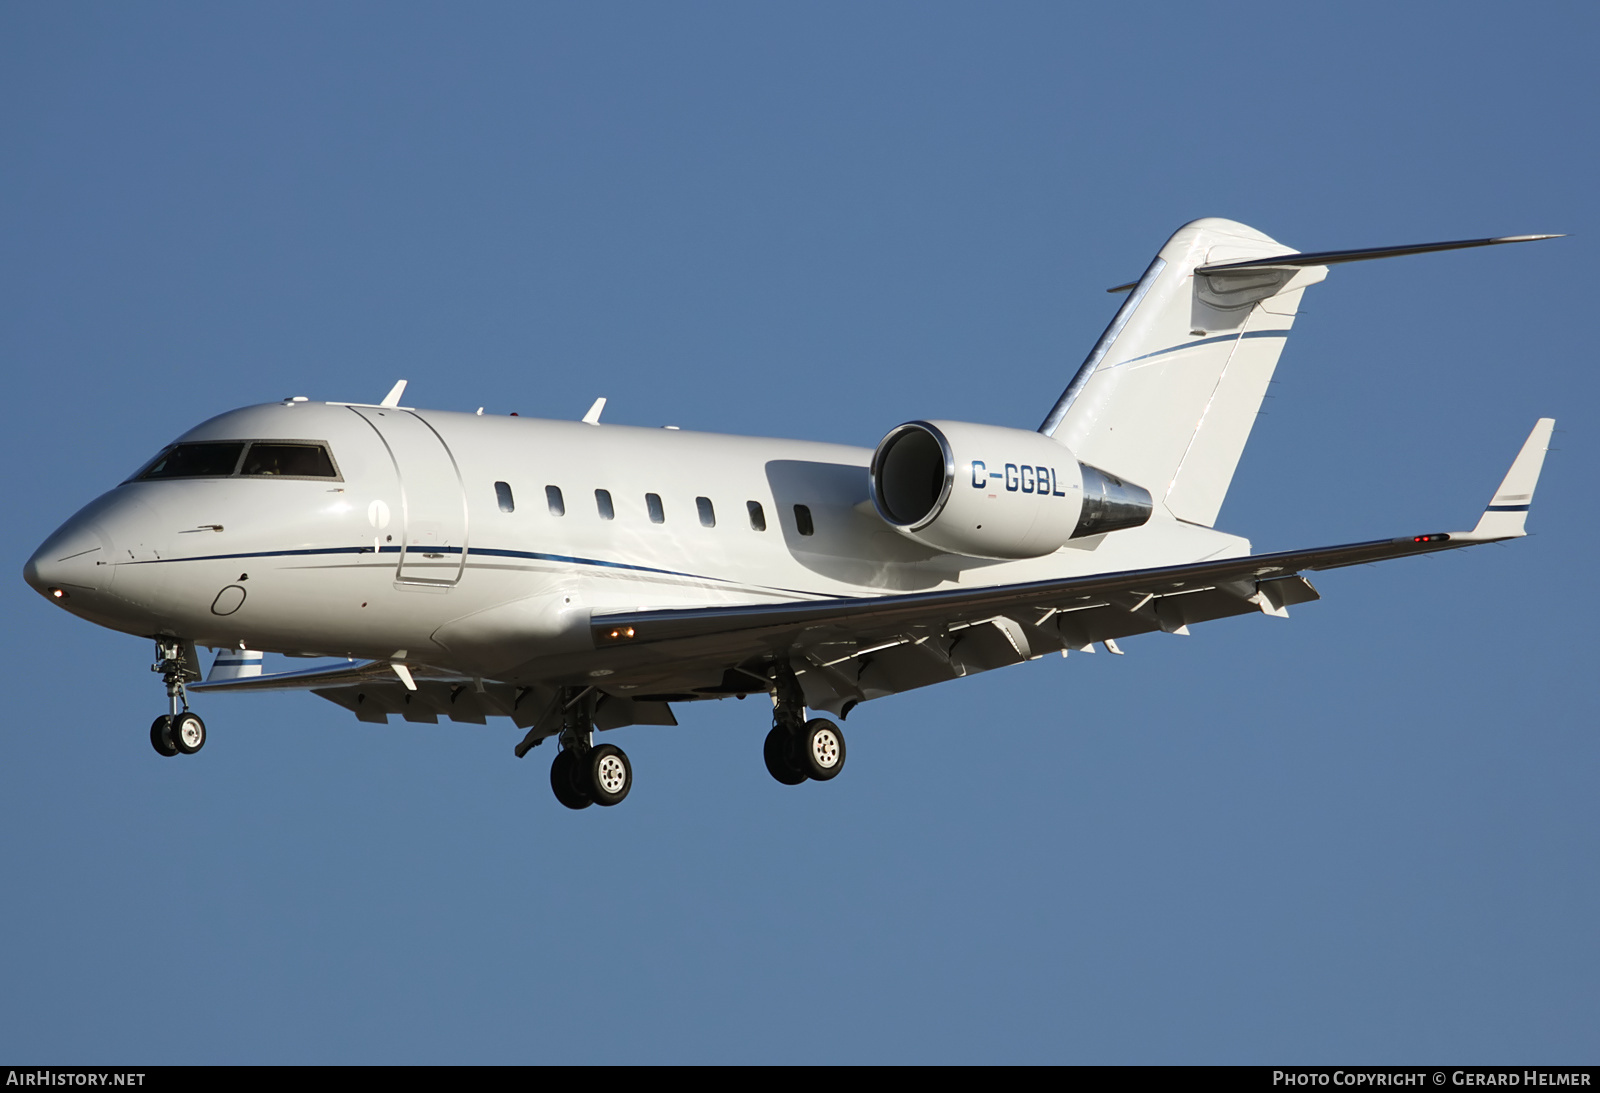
[379,380,408,408]
[1463,418,1555,540]
[582,397,607,425]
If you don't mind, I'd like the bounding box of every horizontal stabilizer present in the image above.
[1463,418,1556,540]
[1195,234,1562,274]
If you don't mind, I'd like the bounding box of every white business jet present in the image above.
[24,219,1559,810]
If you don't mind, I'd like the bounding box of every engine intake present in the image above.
[870,420,1152,559]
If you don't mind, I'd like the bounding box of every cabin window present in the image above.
[646,493,665,524]
[747,501,766,531]
[495,481,515,513]
[596,489,615,520]
[696,496,716,527]
[136,442,247,480]
[794,504,814,536]
[240,443,339,478]
[546,485,565,516]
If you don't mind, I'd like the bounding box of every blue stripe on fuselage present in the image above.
[112,543,827,597]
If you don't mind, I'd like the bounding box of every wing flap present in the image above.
[589,532,1459,658]
[310,679,516,725]
[304,679,675,734]
[784,573,1322,713]
[189,658,395,693]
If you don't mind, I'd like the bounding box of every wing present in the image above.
[584,420,1556,714]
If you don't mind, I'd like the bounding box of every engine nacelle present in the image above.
[869,420,1153,559]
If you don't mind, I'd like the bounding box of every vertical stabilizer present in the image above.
[1043,219,1326,527]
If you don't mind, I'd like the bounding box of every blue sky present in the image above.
[3,3,1596,1063]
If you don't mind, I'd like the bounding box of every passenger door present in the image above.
[349,407,469,588]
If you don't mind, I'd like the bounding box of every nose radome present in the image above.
[25,518,109,599]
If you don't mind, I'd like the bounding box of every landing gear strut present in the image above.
[763,660,846,785]
[149,639,204,758]
[548,687,632,810]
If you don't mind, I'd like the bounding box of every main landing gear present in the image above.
[547,688,633,810]
[763,661,846,786]
[149,639,205,758]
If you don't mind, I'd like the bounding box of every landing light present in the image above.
[604,627,636,641]
[48,587,67,601]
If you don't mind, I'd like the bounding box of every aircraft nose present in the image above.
[24,516,110,602]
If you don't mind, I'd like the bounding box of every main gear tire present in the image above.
[798,718,845,781]
[763,725,808,785]
[586,744,632,807]
[550,748,593,810]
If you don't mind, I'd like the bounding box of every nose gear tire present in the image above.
[150,716,179,758]
[171,712,206,755]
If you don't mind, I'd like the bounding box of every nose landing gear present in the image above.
[149,711,207,757]
[149,639,205,758]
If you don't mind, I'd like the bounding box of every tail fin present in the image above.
[1041,218,1322,527]
[1041,221,1562,528]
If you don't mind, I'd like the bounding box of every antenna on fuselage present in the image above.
[379,380,408,408]
[582,397,607,425]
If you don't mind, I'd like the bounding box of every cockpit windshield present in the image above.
[241,443,338,478]
[133,441,340,481]
[136,442,247,479]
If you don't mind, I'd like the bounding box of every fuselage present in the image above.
[24,398,1250,687]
